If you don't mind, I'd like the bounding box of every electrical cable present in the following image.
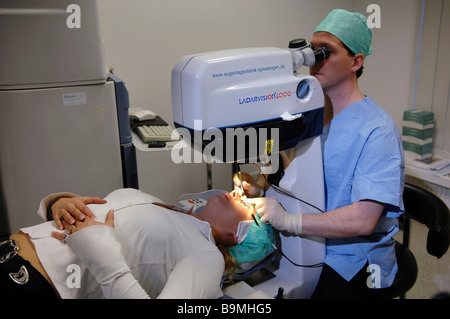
[241,164,325,268]
[255,163,324,213]
[272,244,324,268]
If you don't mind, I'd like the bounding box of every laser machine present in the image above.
[171,40,329,298]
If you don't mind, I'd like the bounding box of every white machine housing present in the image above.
[171,46,326,298]
[172,47,323,131]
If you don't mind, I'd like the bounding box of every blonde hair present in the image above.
[217,244,238,283]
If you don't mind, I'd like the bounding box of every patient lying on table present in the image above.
[3,188,275,299]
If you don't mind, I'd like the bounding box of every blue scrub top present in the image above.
[321,96,405,288]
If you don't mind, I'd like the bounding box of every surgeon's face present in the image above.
[204,191,255,245]
[309,31,357,92]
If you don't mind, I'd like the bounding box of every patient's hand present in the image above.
[51,196,107,230]
[52,209,115,241]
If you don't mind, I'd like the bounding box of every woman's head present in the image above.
[200,190,276,276]
[201,190,255,246]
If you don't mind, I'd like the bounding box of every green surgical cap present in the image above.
[314,9,373,56]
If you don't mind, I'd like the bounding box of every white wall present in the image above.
[354,0,420,128]
[96,0,421,200]
[411,0,450,153]
[97,0,355,121]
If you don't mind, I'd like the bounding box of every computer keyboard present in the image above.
[135,124,181,142]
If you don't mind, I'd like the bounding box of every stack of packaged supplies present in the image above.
[402,109,435,160]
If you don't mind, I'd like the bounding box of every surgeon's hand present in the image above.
[51,196,107,230]
[248,197,303,235]
[233,172,264,198]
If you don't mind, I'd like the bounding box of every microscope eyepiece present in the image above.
[288,38,329,68]
[313,47,329,64]
[288,38,308,49]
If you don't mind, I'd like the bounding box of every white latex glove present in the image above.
[248,197,302,235]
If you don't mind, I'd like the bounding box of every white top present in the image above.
[21,188,224,299]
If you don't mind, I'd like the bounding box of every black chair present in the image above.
[367,182,450,299]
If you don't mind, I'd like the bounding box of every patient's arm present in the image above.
[53,210,223,299]
[52,212,150,299]
[158,251,224,298]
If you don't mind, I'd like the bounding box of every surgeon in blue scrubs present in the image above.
[240,9,405,298]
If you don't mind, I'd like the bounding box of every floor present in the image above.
[395,220,450,299]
